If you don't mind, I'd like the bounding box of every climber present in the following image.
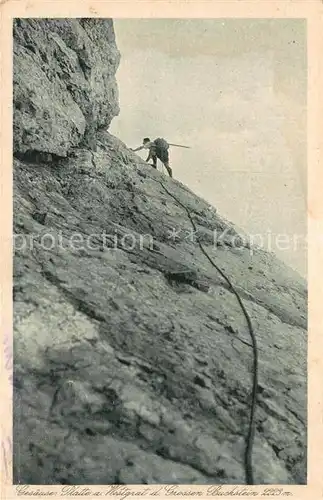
[131,138,173,178]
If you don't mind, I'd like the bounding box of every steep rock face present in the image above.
[13,133,307,485]
[13,20,307,485]
[13,18,120,157]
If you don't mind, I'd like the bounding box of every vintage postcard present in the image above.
[1,1,322,499]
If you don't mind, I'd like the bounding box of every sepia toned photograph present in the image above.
[12,17,307,486]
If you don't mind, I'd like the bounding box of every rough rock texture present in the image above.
[13,20,307,485]
[13,18,120,156]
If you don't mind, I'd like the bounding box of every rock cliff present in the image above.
[13,19,307,485]
[13,18,120,156]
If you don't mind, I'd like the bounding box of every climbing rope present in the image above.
[158,180,259,485]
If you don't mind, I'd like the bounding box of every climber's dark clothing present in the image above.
[147,144,169,167]
[155,144,169,165]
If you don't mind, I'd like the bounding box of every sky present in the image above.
[109,19,307,277]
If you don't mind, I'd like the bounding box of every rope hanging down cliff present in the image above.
[158,181,259,486]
